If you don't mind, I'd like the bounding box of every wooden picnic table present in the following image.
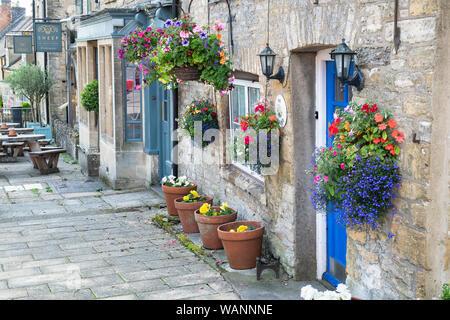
[0,133,45,152]
[0,123,20,128]
[0,128,34,135]
[0,133,66,174]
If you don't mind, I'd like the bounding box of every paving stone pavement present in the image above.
[0,155,240,300]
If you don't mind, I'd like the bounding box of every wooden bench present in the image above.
[38,139,51,146]
[29,148,66,174]
[2,141,25,157]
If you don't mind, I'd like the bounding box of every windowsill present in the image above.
[230,162,264,183]
[221,164,265,205]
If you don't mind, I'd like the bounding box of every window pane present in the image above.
[248,87,260,110]
[125,66,142,140]
[231,85,245,127]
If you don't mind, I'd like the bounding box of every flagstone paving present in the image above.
[0,154,329,300]
[0,155,240,300]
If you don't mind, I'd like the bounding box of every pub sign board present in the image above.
[34,22,62,52]
[13,35,33,54]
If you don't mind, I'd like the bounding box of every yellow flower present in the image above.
[212,211,217,216]
[229,229,235,232]
[183,196,190,201]
[199,203,210,215]
[190,190,199,198]
[220,202,229,211]
[237,225,248,232]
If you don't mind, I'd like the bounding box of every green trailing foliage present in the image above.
[80,79,99,113]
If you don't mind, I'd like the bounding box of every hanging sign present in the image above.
[13,35,33,54]
[34,22,62,52]
[275,95,287,128]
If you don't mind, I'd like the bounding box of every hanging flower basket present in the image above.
[119,16,235,93]
[172,66,202,81]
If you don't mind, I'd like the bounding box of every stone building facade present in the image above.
[176,0,449,300]
[66,0,448,300]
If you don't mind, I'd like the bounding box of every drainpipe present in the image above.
[43,0,49,126]
[172,0,179,177]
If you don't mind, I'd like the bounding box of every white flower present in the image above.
[336,283,348,293]
[300,285,318,300]
[161,177,167,184]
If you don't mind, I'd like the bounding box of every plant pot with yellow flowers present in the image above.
[217,221,264,270]
[174,190,213,233]
[194,202,238,249]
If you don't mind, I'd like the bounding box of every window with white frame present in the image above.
[124,64,142,141]
[229,79,262,179]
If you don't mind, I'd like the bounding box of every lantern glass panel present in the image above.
[343,53,353,80]
[335,53,343,80]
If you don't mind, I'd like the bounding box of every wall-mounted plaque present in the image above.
[275,95,287,128]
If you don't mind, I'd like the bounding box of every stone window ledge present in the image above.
[220,164,266,205]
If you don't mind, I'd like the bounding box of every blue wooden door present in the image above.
[159,87,174,180]
[323,60,352,286]
[143,81,174,182]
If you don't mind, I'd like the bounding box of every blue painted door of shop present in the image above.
[323,60,352,286]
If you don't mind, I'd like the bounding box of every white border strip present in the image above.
[315,48,333,280]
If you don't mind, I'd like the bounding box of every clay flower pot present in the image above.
[1,123,7,129]
[8,129,17,137]
[174,196,213,234]
[217,221,264,270]
[161,183,197,216]
[195,207,238,249]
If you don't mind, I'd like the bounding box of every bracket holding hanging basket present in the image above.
[173,66,202,81]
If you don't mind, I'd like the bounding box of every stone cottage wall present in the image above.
[177,0,448,299]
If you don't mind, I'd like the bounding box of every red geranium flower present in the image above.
[211,112,217,117]
[387,119,397,128]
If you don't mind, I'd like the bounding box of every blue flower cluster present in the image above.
[338,156,401,229]
[308,153,401,230]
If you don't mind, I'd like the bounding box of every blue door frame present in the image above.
[322,60,352,287]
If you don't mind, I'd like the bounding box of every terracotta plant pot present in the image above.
[217,221,264,270]
[161,183,197,216]
[174,196,213,234]
[1,123,7,129]
[195,207,238,249]
[8,129,17,137]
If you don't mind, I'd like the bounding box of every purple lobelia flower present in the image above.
[182,39,190,46]
[200,32,208,39]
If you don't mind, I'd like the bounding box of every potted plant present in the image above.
[174,190,213,233]
[217,220,264,269]
[119,16,234,94]
[194,202,238,249]
[233,99,281,174]
[161,175,197,216]
[178,99,219,148]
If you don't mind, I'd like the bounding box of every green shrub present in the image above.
[22,102,31,108]
[442,282,450,300]
[80,80,99,113]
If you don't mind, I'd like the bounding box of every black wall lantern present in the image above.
[330,38,364,91]
[258,43,285,84]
